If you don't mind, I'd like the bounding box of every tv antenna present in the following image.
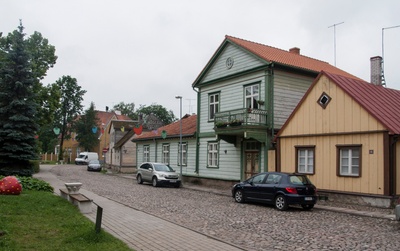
[328,22,344,66]
[381,25,400,86]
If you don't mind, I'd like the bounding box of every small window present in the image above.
[143,145,150,162]
[337,145,361,177]
[317,92,331,109]
[296,146,315,174]
[162,144,170,165]
[178,142,187,166]
[207,142,218,168]
[209,93,219,120]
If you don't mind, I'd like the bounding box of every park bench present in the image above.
[59,183,92,214]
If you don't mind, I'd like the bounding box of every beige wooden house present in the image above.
[276,71,400,207]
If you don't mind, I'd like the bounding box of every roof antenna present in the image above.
[381,25,400,86]
[328,22,344,66]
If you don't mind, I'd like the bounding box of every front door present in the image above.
[244,151,259,179]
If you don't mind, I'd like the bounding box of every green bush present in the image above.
[0,175,53,193]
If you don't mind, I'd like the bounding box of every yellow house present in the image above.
[276,71,400,207]
[62,110,132,163]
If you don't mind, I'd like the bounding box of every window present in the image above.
[162,144,170,165]
[296,146,315,174]
[266,174,282,184]
[209,93,219,120]
[207,142,218,168]
[245,84,259,109]
[251,173,267,184]
[318,92,331,109]
[337,145,361,177]
[178,142,187,166]
[143,145,150,162]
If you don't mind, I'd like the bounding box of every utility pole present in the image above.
[381,25,400,86]
[328,22,344,66]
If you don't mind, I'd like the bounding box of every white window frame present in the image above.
[338,146,361,177]
[207,142,218,168]
[209,93,219,120]
[143,145,150,162]
[245,84,259,109]
[177,142,187,166]
[162,144,170,165]
[297,148,314,174]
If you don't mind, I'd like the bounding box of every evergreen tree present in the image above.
[75,102,101,151]
[0,21,39,175]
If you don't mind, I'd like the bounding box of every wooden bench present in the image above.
[59,188,92,214]
[69,193,93,214]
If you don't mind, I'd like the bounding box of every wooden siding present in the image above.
[197,137,241,180]
[279,133,385,195]
[273,70,314,128]
[202,43,264,83]
[281,75,386,136]
[199,72,266,133]
[135,139,196,175]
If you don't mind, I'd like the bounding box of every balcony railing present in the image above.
[214,108,267,128]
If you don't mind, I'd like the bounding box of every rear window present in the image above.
[289,175,312,185]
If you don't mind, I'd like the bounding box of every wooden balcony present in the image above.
[214,108,268,144]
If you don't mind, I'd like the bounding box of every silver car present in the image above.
[87,159,102,172]
[136,162,181,188]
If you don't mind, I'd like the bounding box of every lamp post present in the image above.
[175,96,183,185]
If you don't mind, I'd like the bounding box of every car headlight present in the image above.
[159,173,166,178]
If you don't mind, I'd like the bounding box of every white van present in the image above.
[75,152,99,165]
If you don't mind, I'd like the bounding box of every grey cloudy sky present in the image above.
[2,0,400,117]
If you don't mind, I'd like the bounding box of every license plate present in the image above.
[170,180,176,183]
[304,197,313,201]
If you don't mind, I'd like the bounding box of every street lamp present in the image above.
[175,95,183,185]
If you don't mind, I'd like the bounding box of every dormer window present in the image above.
[318,92,331,109]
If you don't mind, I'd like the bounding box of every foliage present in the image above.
[215,121,228,128]
[136,103,176,125]
[1,22,60,153]
[54,75,86,160]
[0,22,39,174]
[0,190,131,250]
[75,102,101,151]
[0,175,53,192]
[112,101,136,119]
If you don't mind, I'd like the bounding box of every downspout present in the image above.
[265,63,274,172]
[192,86,200,174]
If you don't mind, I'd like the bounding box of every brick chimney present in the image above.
[370,56,382,85]
[289,47,300,55]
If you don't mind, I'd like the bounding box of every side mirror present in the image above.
[148,168,153,171]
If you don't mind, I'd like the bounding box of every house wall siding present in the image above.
[202,43,264,83]
[273,70,314,128]
[279,132,385,195]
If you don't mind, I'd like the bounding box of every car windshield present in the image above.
[89,160,100,164]
[153,164,174,172]
[77,154,86,158]
[289,175,312,185]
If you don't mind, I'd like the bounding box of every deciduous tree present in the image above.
[75,102,101,151]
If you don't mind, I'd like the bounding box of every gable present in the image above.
[279,74,386,137]
[197,42,266,85]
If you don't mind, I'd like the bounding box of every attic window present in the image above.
[318,92,331,109]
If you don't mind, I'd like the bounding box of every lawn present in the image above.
[0,190,133,251]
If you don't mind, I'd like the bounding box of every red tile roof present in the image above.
[225,35,360,79]
[134,114,197,140]
[323,71,400,135]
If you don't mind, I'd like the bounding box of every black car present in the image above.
[232,172,317,211]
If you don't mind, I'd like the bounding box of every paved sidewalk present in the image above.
[34,166,245,251]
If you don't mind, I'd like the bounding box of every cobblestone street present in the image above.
[50,165,400,250]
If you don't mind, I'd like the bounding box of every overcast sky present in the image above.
[2,0,400,117]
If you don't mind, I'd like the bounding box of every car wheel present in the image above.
[137,174,143,184]
[275,195,288,211]
[152,177,158,187]
[301,204,314,210]
[234,189,245,203]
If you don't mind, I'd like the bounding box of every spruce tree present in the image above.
[0,22,39,175]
